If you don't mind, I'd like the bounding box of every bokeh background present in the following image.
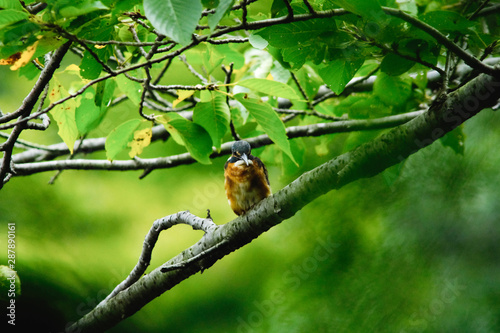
[1,57,500,333]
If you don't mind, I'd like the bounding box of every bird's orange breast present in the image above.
[224,161,271,216]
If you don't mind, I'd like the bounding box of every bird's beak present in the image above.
[241,153,249,166]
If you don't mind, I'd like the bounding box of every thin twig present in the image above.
[129,25,149,58]
[138,67,156,121]
[150,83,215,92]
[241,0,248,26]
[283,0,294,18]
[179,55,208,83]
[303,0,315,14]
[58,28,116,75]
[207,37,249,44]
[0,132,57,151]
[274,108,345,121]
[222,63,240,141]
[79,39,172,47]
[152,58,173,85]
[469,0,490,20]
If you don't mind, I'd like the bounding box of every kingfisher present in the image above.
[224,141,271,216]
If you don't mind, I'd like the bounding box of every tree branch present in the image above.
[0,41,72,188]
[99,211,216,305]
[70,72,500,332]
[12,111,424,176]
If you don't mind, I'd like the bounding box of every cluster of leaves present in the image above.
[0,0,498,176]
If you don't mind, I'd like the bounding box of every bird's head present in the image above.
[230,141,252,166]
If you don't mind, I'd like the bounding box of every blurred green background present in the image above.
[1,58,500,333]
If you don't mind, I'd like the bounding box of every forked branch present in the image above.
[70,72,500,332]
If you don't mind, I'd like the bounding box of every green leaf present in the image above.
[0,0,24,10]
[280,46,308,70]
[203,43,225,75]
[280,138,306,177]
[75,80,115,134]
[211,43,245,69]
[193,93,230,151]
[373,73,412,106]
[331,0,384,21]
[238,78,301,100]
[75,87,101,134]
[59,1,108,18]
[0,10,28,30]
[0,21,39,45]
[249,34,268,50]
[257,19,336,49]
[398,38,438,66]
[79,18,115,79]
[207,0,234,31]
[202,0,219,8]
[234,94,296,164]
[420,11,474,36]
[49,79,79,154]
[105,119,142,160]
[380,53,415,76]
[114,74,142,106]
[161,113,213,165]
[316,58,364,94]
[334,94,390,119]
[293,65,322,99]
[144,0,202,45]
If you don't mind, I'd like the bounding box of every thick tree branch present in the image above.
[70,72,500,332]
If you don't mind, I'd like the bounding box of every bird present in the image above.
[224,141,271,216]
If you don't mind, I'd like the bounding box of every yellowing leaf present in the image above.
[10,41,38,71]
[0,53,21,65]
[49,78,79,153]
[128,127,152,158]
[172,90,195,108]
[63,64,82,73]
[105,119,142,160]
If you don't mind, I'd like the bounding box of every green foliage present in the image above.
[1,0,499,330]
[207,0,235,31]
[237,78,300,100]
[49,78,79,154]
[144,0,203,45]
[235,94,296,163]
[193,92,230,151]
[161,113,213,164]
[1,0,494,163]
[316,58,364,94]
[76,80,116,134]
[105,119,144,160]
